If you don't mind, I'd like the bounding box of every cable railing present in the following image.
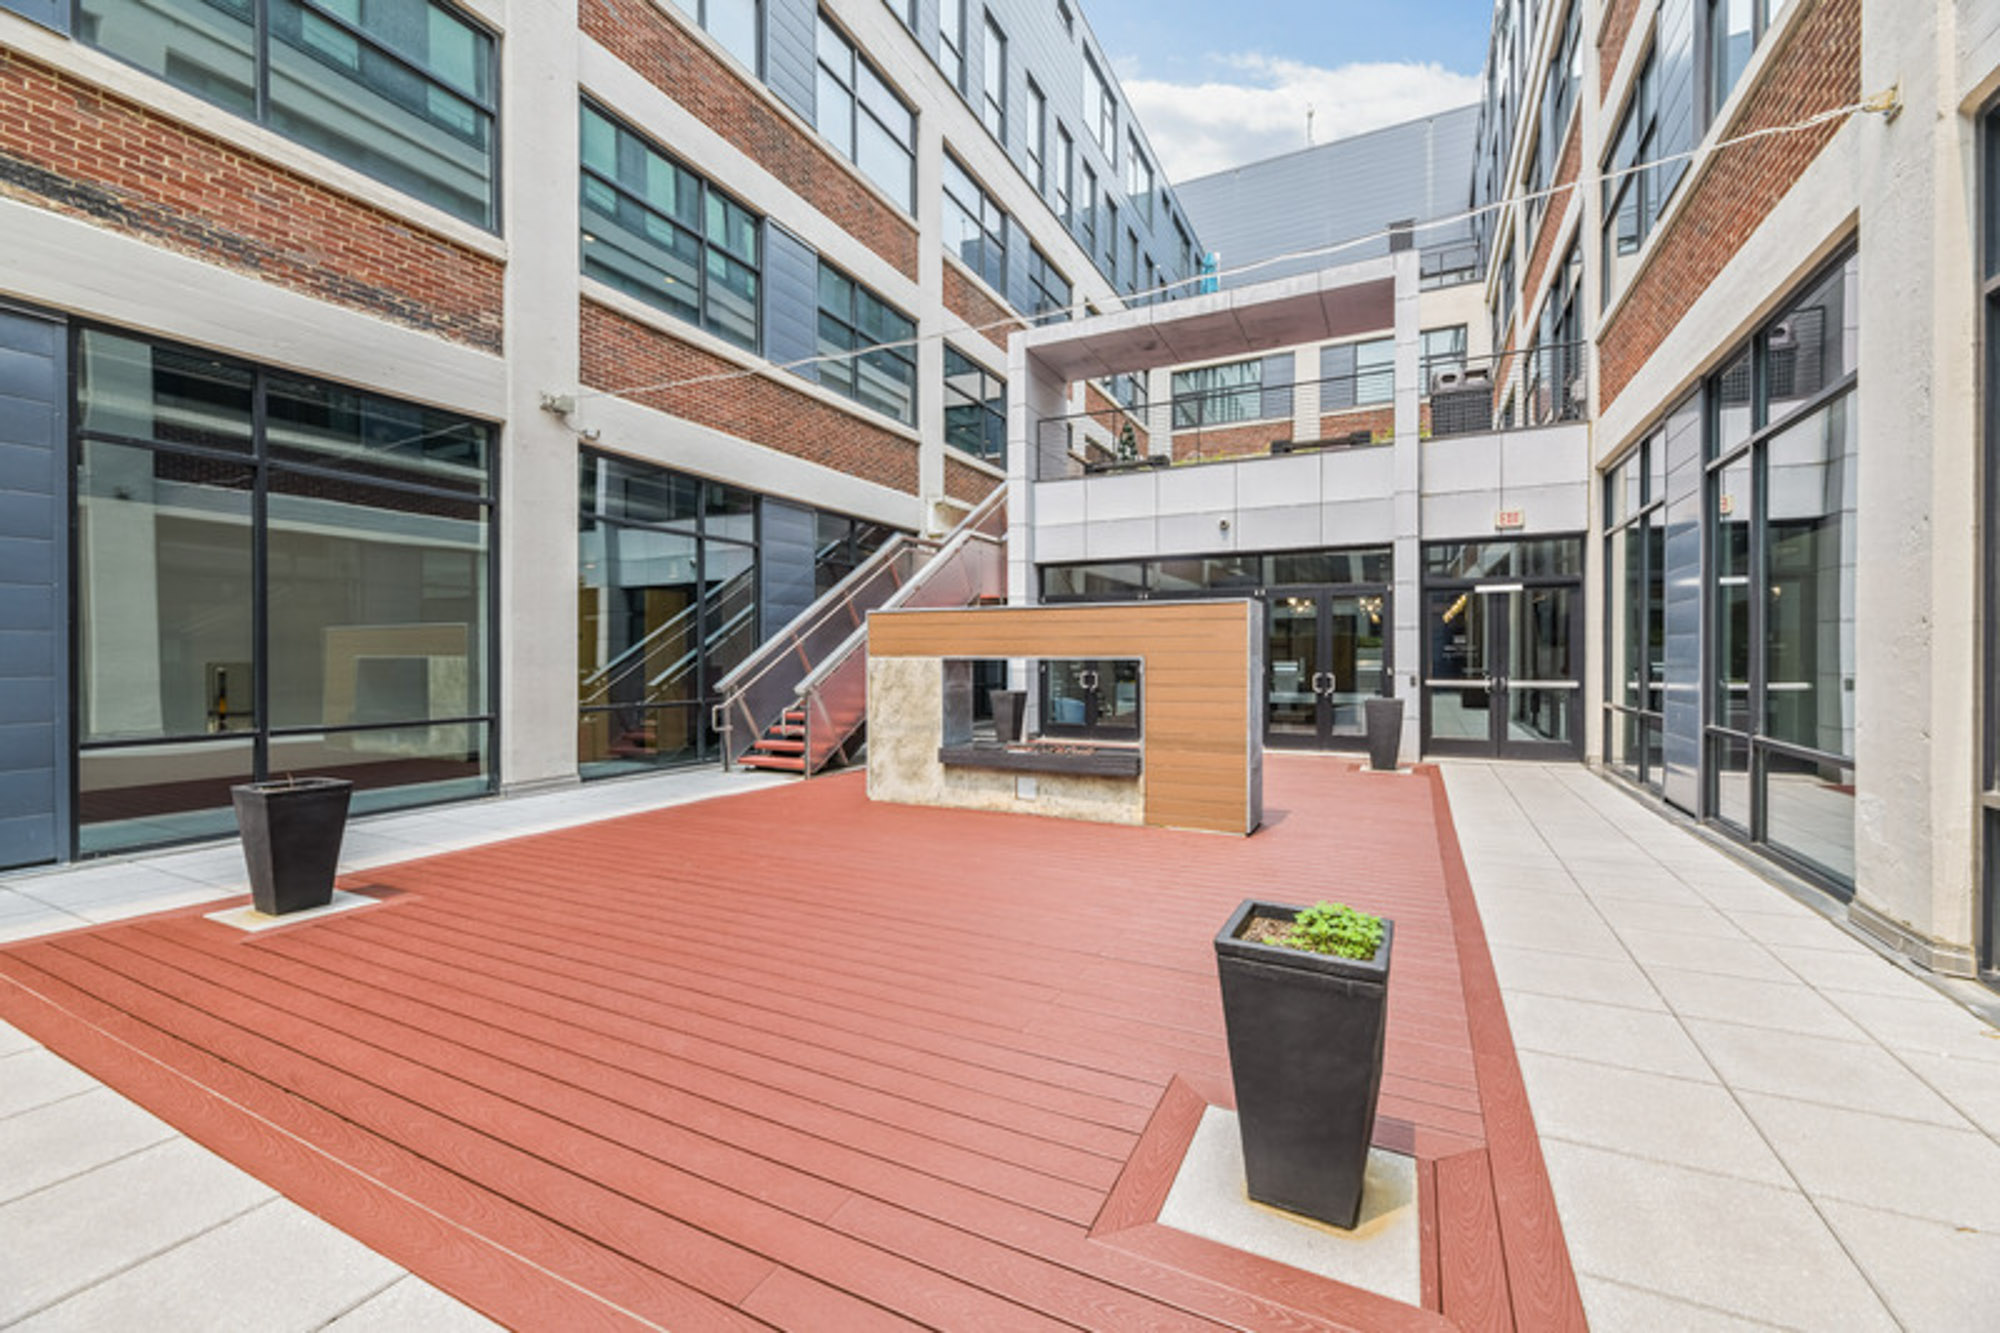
[1031,340,1590,478]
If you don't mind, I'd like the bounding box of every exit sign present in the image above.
[1494,508,1526,530]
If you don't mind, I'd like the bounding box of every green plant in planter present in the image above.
[1280,901,1384,961]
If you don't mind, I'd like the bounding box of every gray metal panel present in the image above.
[1260,353,1294,422]
[1005,215,1032,314]
[1176,105,1479,288]
[0,0,68,32]
[1660,396,1703,814]
[764,0,816,122]
[0,306,65,869]
[1320,343,1357,411]
[763,223,820,381]
[759,500,818,640]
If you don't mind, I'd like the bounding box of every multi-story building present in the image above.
[0,0,1202,865]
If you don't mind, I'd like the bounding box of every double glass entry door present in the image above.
[1424,584,1582,758]
[1267,589,1390,749]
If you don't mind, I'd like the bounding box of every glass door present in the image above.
[1423,585,1582,757]
[1266,588,1389,750]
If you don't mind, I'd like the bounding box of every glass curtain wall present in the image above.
[1604,430,1669,788]
[577,451,760,779]
[1704,249,1858,889]
[73,329,495,854]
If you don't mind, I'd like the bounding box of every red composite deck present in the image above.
[0,757,1582,1331]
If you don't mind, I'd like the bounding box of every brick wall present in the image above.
[580,299,918,493]
[1172,420,1292,462]
[1082,381,1149,453]
[1521,121,1582,315]
[0,49,503,353]
[1314,406,1398,445]
[943,261,1024,356]
[1599,0,1643,100]
[944,456,1000,505]
[581,0,919,280]
[1598,0,1859,408]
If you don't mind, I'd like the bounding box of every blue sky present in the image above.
[1080,0,1495,182]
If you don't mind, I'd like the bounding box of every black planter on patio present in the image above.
[231,777,353,916]
[1213,898,1394,1230]
[988,688,1026,744]
[1364,695,1404,772]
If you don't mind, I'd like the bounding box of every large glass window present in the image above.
[580,102,761,352]
[944,346,1006,465]
[981,14,1006,140]
[73,329,494,854]
[1125,133,1153,223]
[942,152,1008,290]
[1604,430,1670,789]
[76,0,497,227]
[1028,246,1071,325]
[1025,79,1047,192]
[579,452,760,779]
[1702,248,1858,889]
[1421,326,1468,391]
[1054,125,1074,221]
[938,0,964,90]
[816,263,917,425]
[1172,359,1262,429]
[1079,166,1099,254]
[1083,52,1115,153]
[669,0,758,71]
[815,14,915,212]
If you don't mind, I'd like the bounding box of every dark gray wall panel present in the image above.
[765,0,817,122]
[0,0,68,33]
[1660,395,1703,814]
[1261,353,1295,421]
[759,499,818,640]
[1321,342,1357,411]
[0,306,65,869]
[1005,215,1032,314]
[763,223,820,380]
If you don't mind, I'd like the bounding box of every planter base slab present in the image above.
[206,889,382,933]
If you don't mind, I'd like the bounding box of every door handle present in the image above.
[1311,671,1333,694]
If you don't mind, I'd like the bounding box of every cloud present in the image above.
[1125,55,1483,183]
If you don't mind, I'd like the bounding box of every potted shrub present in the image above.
[1213,898,1393,1229]
[231,777,353,916]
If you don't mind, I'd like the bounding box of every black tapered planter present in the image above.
[989,688,1026,743]
[1214,899,1393,1230]
[1364,696,1404,772]
[231,778,353,916]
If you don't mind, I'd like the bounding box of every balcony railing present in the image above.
[1031,340,1590,479]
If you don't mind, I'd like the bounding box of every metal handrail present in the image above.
[580,564,756,708]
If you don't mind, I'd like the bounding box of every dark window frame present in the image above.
[815,11,917,213]
[815,259,918,426]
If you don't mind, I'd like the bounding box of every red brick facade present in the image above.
[0,49,503,353]
[1315,406,1398,446]
[581,0,919,280]
[942,261,1024,356]
[1598,0,1859,408]
[1598,0,1642,100]
[580,299,918,493]
[944,456,1001,505]
[1173,420,1292,462]
[1082,381,1149,454]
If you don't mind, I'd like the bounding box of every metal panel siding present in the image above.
[0,0,68,32]
[1321,343,1357,411]
[0,306,64,868]
[1660,398,1703,814]
[1260,353,1294,421]
[764,0,817,122]
[1176,106,1480,288]
[759,500,818,639]
[763,224,820,381]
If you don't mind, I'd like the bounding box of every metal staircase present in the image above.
[714,489,1007,776]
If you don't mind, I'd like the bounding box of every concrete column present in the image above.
[1391,230,1422,758]
[1291,344,1320,444]
[915,102,949,529]
[1145,366,1173,457]
[498,0,584,792]
[1850,0,1981,974]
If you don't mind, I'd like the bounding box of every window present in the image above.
[1125,134,1153,222]
[1354,338,1394,406]
[982,14,1006,139]
[668,0,758,71]
[1123,230,1140,297]
[1602,40,1691,308]
[939,0,965,90]
[1055,0,1073,34]
[1530,242,1585,423]
[1420,326,1467,390]
[817,263,917,424]
[73,328,495,854]
[942,153,1007,289]
[1543,1,1581,150]
[1105,198,1120,275]
[1079,165,1099,253]
[1084,52,1115,152]
[944,346,1006,464]
[1172,359,1262,429]
[1493,242,1516,349]
[1707,0,1784,116]
[580,102,761,352]
[886,0,914,30]
[1054,125,1074,220]
[1173,218,1193,289]
[1039,660,1141,738]
[76,0,498,228]
[1604,430,1671,789]
[1028,247,1070,325]
[815,14,916,211]
[1025,79,1047,192]
[578,452,761,779]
